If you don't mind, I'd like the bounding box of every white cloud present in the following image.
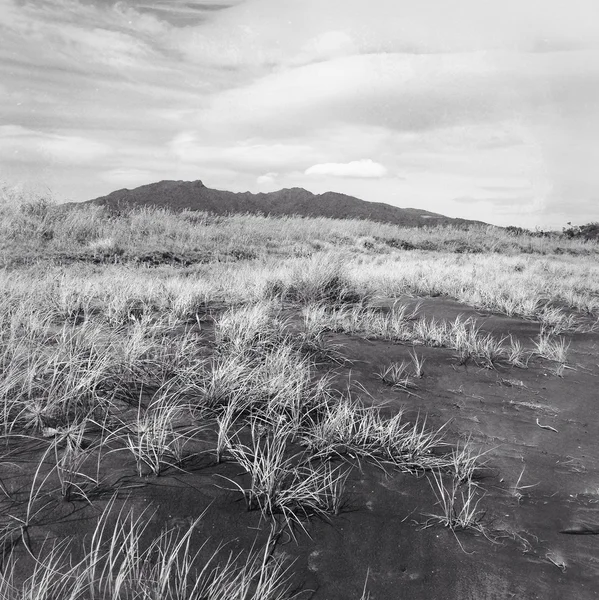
[305,159,387,178]
[169,0,599,69]
[191,52,526,140]
[256,172,278,185]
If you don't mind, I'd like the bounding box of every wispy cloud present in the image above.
[134,1,238,25]
[0,125,112,164]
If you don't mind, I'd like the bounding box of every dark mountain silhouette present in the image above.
[83,180,486,227]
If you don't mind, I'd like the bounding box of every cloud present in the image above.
[192,46,599,149]
[169,133,321,172]
[132,1,238,25]
[256,172,278,185]
[0,125,112,164]
[191,52,511,139]
[0,0,168,71]
[305,159,387,178]
[170,0,599,70]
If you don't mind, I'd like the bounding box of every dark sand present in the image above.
[4,297,599,599]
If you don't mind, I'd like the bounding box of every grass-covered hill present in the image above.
[2,191,597,270]
[83,179,486,228]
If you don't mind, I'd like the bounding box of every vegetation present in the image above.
[2,186,599,270]
[0,183,597,597]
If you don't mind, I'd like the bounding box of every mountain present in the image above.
[83,180,485,228]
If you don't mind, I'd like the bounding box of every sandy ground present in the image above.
[4,297,599,599]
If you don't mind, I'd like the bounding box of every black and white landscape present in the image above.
[1,1,599,599]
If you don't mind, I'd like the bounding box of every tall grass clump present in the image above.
[224,421,349,534]
[301,397,447,471]
[424,470,485,534]
[534,329,570,361]
[122,388,197,477]
[53,420,101,502]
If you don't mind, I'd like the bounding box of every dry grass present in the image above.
[0,499,295,600]
[311,307,536,369]
[424,470,486,533]
[224,420,349,535]
[121,389,197,477]
[1,187,597,594]
[534,330,571,364]
[376,360,417,390]
[2,186,597,268]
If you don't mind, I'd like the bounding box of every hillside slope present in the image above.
[84,180,485,227]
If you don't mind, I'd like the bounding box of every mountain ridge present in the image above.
[81,179,487,228]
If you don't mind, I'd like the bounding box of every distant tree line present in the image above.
[505,222,599,240]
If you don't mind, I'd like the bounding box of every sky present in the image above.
[1,0,599,227]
